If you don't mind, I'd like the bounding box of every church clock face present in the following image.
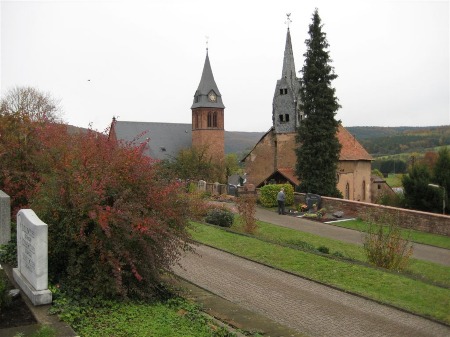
[208,92,217,102]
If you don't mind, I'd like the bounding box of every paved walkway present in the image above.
[254,207,450,266]
[174,245,450,337]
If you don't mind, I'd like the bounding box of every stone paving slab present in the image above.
[174,244,450,337]
[167,276,305,337]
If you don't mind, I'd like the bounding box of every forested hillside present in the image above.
[346,126,450,156]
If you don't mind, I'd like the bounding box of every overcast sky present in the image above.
[1,0,449,132]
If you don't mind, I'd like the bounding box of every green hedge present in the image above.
[205,208,234,227]
[259,184,294,207]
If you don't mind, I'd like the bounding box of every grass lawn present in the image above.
[231,219,450,287]
[385,173,404,187]
[189,222,450,324]
[330,218,450,250]
[51,296,241,337]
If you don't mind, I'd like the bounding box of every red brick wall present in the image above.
[192,108,224,162]
[295,193,450,236]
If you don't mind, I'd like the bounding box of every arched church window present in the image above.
[362,180,366,201]
[195,113,200,129]
[207,112,212,127]
[345,183,350,200]
[213,111,217,127]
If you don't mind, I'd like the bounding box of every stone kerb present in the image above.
[0,190,11,245]
[13,209,52,305]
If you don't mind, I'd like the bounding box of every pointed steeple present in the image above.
[191,51,225,109]
[272,25,302,134]
[281,28,296,82]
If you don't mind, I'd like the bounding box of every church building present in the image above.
[242,27,373,201]
[108,50,225,163]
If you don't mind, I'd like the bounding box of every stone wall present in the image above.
[294,193,450,236]
[243,131,276,187]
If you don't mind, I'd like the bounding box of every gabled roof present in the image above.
[240,127,274,162]
[337,125,373,161]
[241,125,372,162]
[110,120,192,160]
[259,168,300,188]
[278,168,300,185]
[191,51,225,109]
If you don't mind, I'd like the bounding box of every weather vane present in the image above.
[205,35,209,51]
[285,13,292,29]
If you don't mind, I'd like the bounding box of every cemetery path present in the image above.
[254,207,450,266]
[174,244,450,337]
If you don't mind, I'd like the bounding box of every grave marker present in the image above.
[0,190,11,245]
[13,209,52,305]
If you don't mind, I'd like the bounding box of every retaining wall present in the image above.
[295,193,450,237]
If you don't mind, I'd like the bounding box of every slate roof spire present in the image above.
[191,50,225,109]
[272,23,302,134]
[281,28,296,83]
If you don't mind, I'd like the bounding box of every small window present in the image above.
[279,114,284,122]
[279,88,288,95]
[362,180,366,201]
[213,111,217,127]
[285,114,289,122]
[160,147,166,152]
[207,112,212,127]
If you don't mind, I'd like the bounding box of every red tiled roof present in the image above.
[337,125,373,161]
[278,168,300,185]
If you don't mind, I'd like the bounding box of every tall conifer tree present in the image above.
[295,9,342,197]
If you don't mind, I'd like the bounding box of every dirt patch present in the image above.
[0,294,37,329]
[0,268,37,329]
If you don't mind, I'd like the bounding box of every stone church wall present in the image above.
[244,132,276,187]
[337,161,372,202]
[192,107,224,162]
[274,133,297,169]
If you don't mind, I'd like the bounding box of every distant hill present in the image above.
[68,124,450,158]
[346,125,450,157]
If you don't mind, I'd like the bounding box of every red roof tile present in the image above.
[338,125,373,161]
[278,168,300,185]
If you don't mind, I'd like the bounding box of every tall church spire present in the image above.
[272,19,302,134]
[191,48,225,163]
[281,28,297,84]
[191,50,225,109]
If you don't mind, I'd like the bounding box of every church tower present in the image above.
[272,27,302,134]
[191,50,225,162]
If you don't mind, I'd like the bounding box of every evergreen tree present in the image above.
[432,147,450,213]
[295,9,342,197]
[402,163,440,213]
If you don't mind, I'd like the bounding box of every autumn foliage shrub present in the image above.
[363,212,413,271]
[235,194,257,234]
[1,115,195,298]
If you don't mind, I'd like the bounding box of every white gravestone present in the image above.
[198,180,207,192]
[0,190,11,245]
[13,209,52,305]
